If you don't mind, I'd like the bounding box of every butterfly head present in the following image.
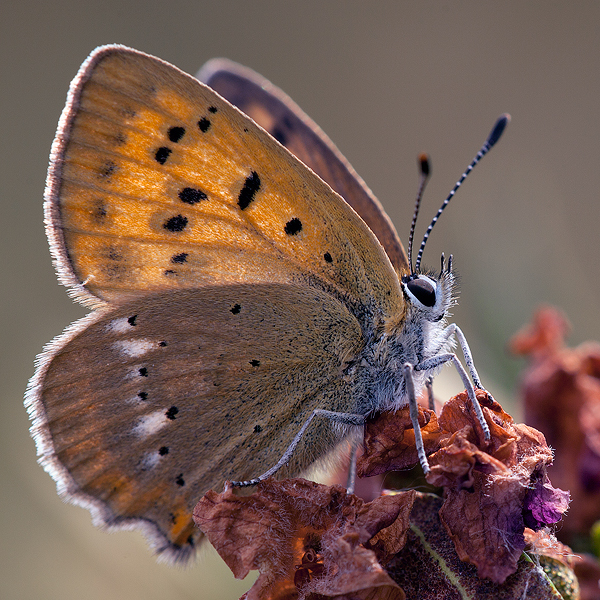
[402,253,455,324]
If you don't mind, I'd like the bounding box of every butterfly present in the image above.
[26,45,508,564]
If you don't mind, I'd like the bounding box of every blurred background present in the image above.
[2,2,599,598]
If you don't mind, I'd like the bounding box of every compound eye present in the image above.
[406,278,436,307]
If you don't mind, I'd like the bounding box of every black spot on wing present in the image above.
[163,215,188,232]
[171,253,188,264]
[197,117,211,133]
[168,126,185,142]
[166,406,179,420]
[237,171,261,210]
[230,304,241,314]
[155,147,171,164]
[284,218,302,235]
[178,187,207,204]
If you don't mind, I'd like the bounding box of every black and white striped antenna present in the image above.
[411,114,510,275]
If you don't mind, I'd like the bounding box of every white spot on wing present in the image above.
[140,451,162,470]
[132,410,168,438]
[114,339,155,357]
[107,317,135,334]
[125,366,150,380]
[126,394,147,407]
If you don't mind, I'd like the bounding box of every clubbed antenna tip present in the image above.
[486,114,511,149]
[418,153,430,177]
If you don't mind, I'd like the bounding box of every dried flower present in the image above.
[512,305,600,544]
[359,390,569,583]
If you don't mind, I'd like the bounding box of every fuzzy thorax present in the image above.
[358,266,457,414]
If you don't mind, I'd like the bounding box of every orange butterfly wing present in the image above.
[46,45,404,325]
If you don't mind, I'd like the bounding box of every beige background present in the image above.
[2,2,599,598]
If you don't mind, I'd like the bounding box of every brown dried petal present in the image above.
[193,478,415,600]
[426,391,548,488]
[353,491,416,543]
[437,389,518,458]
[363,491,416,565]
[357,406,442,477]
[305,536,405,600]
[425,426,508,488]
[439,469,530,583]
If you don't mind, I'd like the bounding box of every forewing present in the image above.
[197,58,408,274]
[27,284,365,562]
[46,45,403,323]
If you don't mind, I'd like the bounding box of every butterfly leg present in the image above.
[414,353,491,440]
[230,409,365,488]
[345,437,360,494]
[403,363,431,475]
[425,376,435,410]
[439,324,496,401]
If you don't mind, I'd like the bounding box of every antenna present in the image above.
[413,114,510,273]
[407,154,431,273]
